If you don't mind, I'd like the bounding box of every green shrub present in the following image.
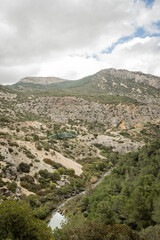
[39,169,52,179]
[0,153,5,161]
[0,177,5,187]
[24,149,35,159]
[7,181,17,193]
[54,221,140,240]
[34,205,50,220]
[19,162,30,173]
[0,200,53,240]
[52,170,60,181]
[36,143,42,150]
[32,134,39,141]
[43,142,50,151]
[20,175,34,184]
[20,181,40,193]
[50,182,56,190]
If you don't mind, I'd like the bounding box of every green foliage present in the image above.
[140,225,160,240]
[39,169,52,179]
[36,143,42,150]
[34,205,51,220]
[0,177,5,187]
[78,139,160,230]
[18,162,30,173]
[43,158,63,169]
[7,181,17,193]
[65,168,75,176]
[20,181,41,193]
[54,221,141,240]
[0,200,53,240]
[0,116,10,123]
[0,153,5,161]
[50,182,56,190]
[52,170,60,181]
[20,175,34,184]
[43,141,50,151]
[32,134,39,141]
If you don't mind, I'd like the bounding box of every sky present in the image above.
[0,0,160,84]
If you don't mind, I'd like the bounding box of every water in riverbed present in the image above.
[49,168,114,230]
[48,212,66,230]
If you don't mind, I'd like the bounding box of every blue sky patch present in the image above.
[102,25,160,54]
[142,0,155,7]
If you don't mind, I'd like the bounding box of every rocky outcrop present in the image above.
[16,97,160,128]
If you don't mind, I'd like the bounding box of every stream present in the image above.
[48,168,113,230]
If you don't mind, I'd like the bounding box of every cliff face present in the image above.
[16,96,160,128]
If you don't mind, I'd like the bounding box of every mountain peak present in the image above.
[18,76,68,85]
[95,68,160,89]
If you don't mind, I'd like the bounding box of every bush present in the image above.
[19,162,30,173]
[50,182,56,190]
[52,170,60,181]
[39,169,52,179]
[43,158,53,165]
[0,153,5,161]
[0,200,53,240]
[54,221,141,240]
[34,205,50,220]
[43,142,50,151]
[36,143,42,150]
[140,225,160,240]
[8,147,13,153]
[32,134,39,141]
[65,168,75,176]
[0,177,5,187]
[25,150,35,159]
[20,181,40,193]
[7,181,17,193]
[20,175,34,184]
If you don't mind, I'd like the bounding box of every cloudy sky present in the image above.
[0,0,160,84]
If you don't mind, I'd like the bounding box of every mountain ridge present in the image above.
[18,76,68,85]
[14,68,160,89]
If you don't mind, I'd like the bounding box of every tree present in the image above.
[0,200,53,240]
[54,221,141,240]
[52,170,60,181]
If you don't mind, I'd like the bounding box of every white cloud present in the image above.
[100,36,160,76]
[0,0,160,84]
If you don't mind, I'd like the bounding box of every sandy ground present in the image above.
[17,141,83,176]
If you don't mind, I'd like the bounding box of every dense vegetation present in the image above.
[54,221,141,240]
[0,200,53,240]
[55,139,160,239]
[79,139,160,229]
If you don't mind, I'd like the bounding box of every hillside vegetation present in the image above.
[0,68,160,239]
[57,139,160,239]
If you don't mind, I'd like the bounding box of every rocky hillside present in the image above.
[16,96,160,128]
[17,76,68,86]
[0,68,160,208]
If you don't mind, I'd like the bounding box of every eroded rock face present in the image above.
[5,166,17,180]
[0,147,15,165]
[17,97,160,128]
[92,135,144,154]
[0,147,18,179]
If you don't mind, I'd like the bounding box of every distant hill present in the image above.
[14,76,69,89]
[13,68,160,92]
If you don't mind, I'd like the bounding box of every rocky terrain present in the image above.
[18,76,68,85]
[0,68,160,209]
[16,96,160,128]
